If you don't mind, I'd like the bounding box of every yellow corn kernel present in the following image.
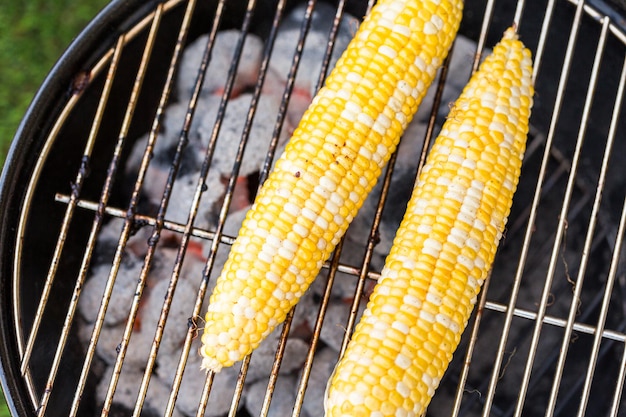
[200,0,464,372]
[324,26,534,416]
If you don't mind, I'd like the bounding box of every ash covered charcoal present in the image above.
[245,325,309,383]
[79,250,144,326]
[300,272,368,354]
[198,92,291,178]
[90,217,157,262]
[83,247,205,368]
[82,299,136,365]
[266,65,314,130]
[269,3,359,98]
[157,345,244,417]
[145,253,205,355]
[246,374,306,417]
[177,30,264,99]
[136,90,291,227]
[161,97,220,144]
[95,366,185,417]
[125,98,223,213]
[125,97,221,180]
[165,170,224,230]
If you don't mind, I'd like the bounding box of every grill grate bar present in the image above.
[66,9,164,411]
[559,326,626,416]
[578,210,626,416]
[65,25,129,414]
[68,3,181,412]
[417,26,461,198]
[55,194,235,245]
[66,39,136,413]
[150,3,205,410]
[158,0,305,412]
[501,234,622,417]
[211,0,357,414]
[257,308,295,417]
[291,238,345,417]
[512,0,526,30]
[333,1,455,363]
[584,45,626,417]
[604,50,626,417]
[158,1,241,412]
[569,0,626,44]
[259,0,318,188]
[131,0,251,411]
[506,144,591,240]
[35,0,196,413]
[457,250,625,417]
[483,301,626,343]
[270,0,356,415]
[227,355,250,417]
[196,369,216,417]
[452,198,606,416]
[288,0,355,410]
[610,336,626,416]
[337,150,397,359]
[450,269,495,417]
[471,0,496,75]
[530,0,556,83]
[310,0,349,96]
[54,193,390,282]
[552,324,626,417]
[49,30,142,416]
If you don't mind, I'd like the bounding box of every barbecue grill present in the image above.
[2,0,626,416]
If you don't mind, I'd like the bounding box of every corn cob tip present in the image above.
[503,25,519,40]
[200,354,222,373]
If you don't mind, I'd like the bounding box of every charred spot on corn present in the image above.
[324,26,534,417]
[199,0,463,372]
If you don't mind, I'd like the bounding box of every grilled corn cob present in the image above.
[324,26,534,416]
[200,0,464,372]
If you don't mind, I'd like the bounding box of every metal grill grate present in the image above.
[3,0,626,416]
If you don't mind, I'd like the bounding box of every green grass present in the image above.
[0,387,8,417]
[0,0,109,166]
[0,1,110,414]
